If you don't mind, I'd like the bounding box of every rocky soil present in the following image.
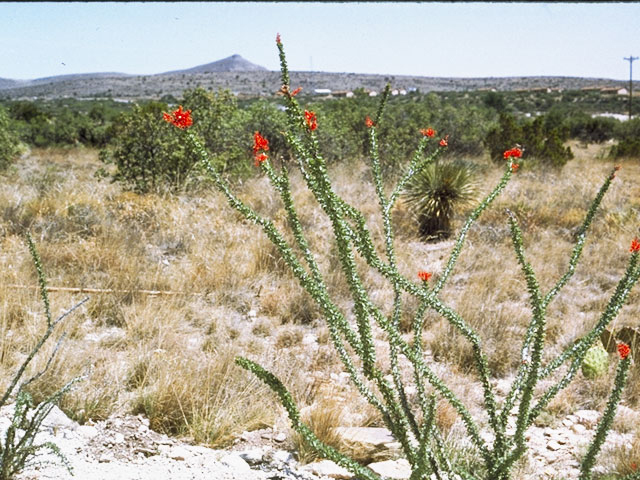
[1,397,635,480]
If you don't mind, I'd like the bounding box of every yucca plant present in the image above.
[0,233,87,479]
[402,159,478,240]
[166,34,639,480]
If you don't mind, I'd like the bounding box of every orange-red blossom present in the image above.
[163,106,193,129]
[253,131,269,166]
[503,147,522,172]
[503,147,522,159]
[304,110,318,131]
[617,342,631,360]
[418,270,432,282]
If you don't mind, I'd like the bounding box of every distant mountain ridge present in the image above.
[0,54,265,91]
[0,53,635,100]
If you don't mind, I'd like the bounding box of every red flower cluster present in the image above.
[420,128,436,138]
[418,270,432,282]
[291,86,302,97]
[276,33,282,44]
[365,116,375,128]
[631,237,640,253]
[617,342,631,360]
[503,147,523,159]
[439,135,449,147]
[305,110,318,131]
[163,106,193,129]
[253,131,269,166]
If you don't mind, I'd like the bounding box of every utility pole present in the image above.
[624,55,638,120]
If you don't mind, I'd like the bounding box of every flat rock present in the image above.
[238,447,265,465]
[76,425,99,440]
[303,459,354,479]
[270,449,295,465]
[168,446,192,461]
[334,427,395,448]
[368,459,411,479]
[574,410,600,427]
[41,405,78,430]
[571,423,587,435]
[219,453,252,473]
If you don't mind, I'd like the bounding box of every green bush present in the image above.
[242,99,292,164]
[610,118,640,159]
[181,87,252,178]
[483,91,508,113]
[0,106,22,170]
[568,114,618,144]
[5,99,125,148]
[484,113,573,168]
[98,101,200,193]
[484,112,522,162]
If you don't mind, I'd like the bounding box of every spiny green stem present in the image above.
[26,232,51,326]
[530,252,639,425]
[236,357,383,480]
[433,165,514,296]
[579,356,631,480]
[368,120,419,439]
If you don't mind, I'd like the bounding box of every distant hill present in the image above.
[0,54,635,101]
[162,54,268,74]
[28,72,133,86]
[0,78,22,89]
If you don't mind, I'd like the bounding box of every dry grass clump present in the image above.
[0,142,638,451]
[292,393,346,464]
[600,424,640,477]
[129,347,277,447]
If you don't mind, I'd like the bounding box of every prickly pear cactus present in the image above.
[581,344,610,379]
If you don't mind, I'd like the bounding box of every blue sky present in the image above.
[1,2,639,81]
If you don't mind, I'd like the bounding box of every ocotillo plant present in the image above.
[165,35,639,480]
[0,234,87,480]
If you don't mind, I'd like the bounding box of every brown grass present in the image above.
[1,141,638,454]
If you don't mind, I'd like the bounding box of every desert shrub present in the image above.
[98,101,200,193]
[484,112,574,168]
[310,97,373,163]
[242,99,292,164]
[402,159,478,240]
[484,112,522,161]
[7,101,108,148]
[568,113,618,144]
[181,87,251,178]
[306,93,490,174]
[0,106,21,170]
[610,137,640,159]
[483,91,508,113]
[610,118,640,159]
